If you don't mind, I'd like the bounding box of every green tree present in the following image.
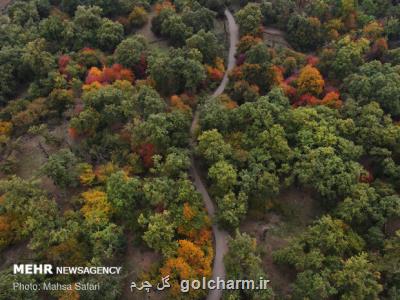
[0,63,18,104]
[208,160,237,196]
[41,149,78,188]
[257,124,292,163]
[70,108,101,135]
[39,16,70,50]
[142,177,175,207]
[197,0,227,14]
[182,5,215,32]
[128,85,166,119]
[73,5,103,49]
[8,1,39,26]
[245,43,271,65]
[217,191,247,229]
[114,35,148,69]
[333,253,382,299]
[154,149,191,178]
[139,211,177,256]
[224,231,274,299]
[292,270,336,300]
[148,50,205,95]
[151,7,175,36]
[22,38,55,77]
[287,14,323,51]
[96,19,124,51]
[47,89,74,115]
[241,63,275,93]
[128,6,148,28]
[61,0,81,15]
[161,14,193,46]
[320,36,369,80]
[344,60,400,116]
[235,3,262,36]
[292,147,362,202]
[379,231,400,297]
[273,216,365,269]
[186,30,221,64]
[0,176,59,250]
[182,56,206,91]
[335,183,378,226]
[0,269,40,300]
[260,0,294,28]
[106,171,141,216]
[197,129,232,165]
[90,223,124,261]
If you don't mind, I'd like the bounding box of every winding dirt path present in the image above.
[190,9,239,300]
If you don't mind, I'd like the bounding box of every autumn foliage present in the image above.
[78,163,96,186]
[0,215,13,249]
[270,65,284,86]
[297,65,325,96]
[293,91,343,108]
[206,57,225,81]
[59,284,80,300]
[170,95,191,111]
[160,239,212,297]
[0,121,13,137]
[80,189,112,226]
[183,202,195,221]
[220,94,238,110]
[134,54,148,79]
[85,64,134,86]
[46,238,85,266]
[77,47,102,68]
[237,35,263,54]
[280,81,297,98]
[360,170,374,183]
[68,127,79,140]
[321,91,343,108]
[206,66,224,81]
[306,55,319,66]
[58,55,71,73]
[139,143,155,169]
[94,163,118,183]
[155,1,175,14]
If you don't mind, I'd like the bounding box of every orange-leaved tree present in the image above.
[85,64,134,86]
[0,215,13,249]
[170,95,191,111]
[160,239,212,297]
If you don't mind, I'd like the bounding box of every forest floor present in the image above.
[121,234,163,300]
[0,240,30,272]
[0,122,75,273]
[262,27,292,49]
[135,9,169,51]
[14,121,77,210]
[0,0,12,11]
[240,188,322,298]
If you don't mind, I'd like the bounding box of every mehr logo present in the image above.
[13,264,53,275]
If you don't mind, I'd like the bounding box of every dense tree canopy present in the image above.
[344,60,400,116]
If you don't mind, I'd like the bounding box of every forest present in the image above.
[0,0,399,299]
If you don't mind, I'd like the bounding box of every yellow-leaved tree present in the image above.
[80,189,112,226]
[297,65,325,96]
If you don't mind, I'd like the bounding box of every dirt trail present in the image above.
[190,9,239,300]
[135,9,158,43]
[0,0,12,11]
